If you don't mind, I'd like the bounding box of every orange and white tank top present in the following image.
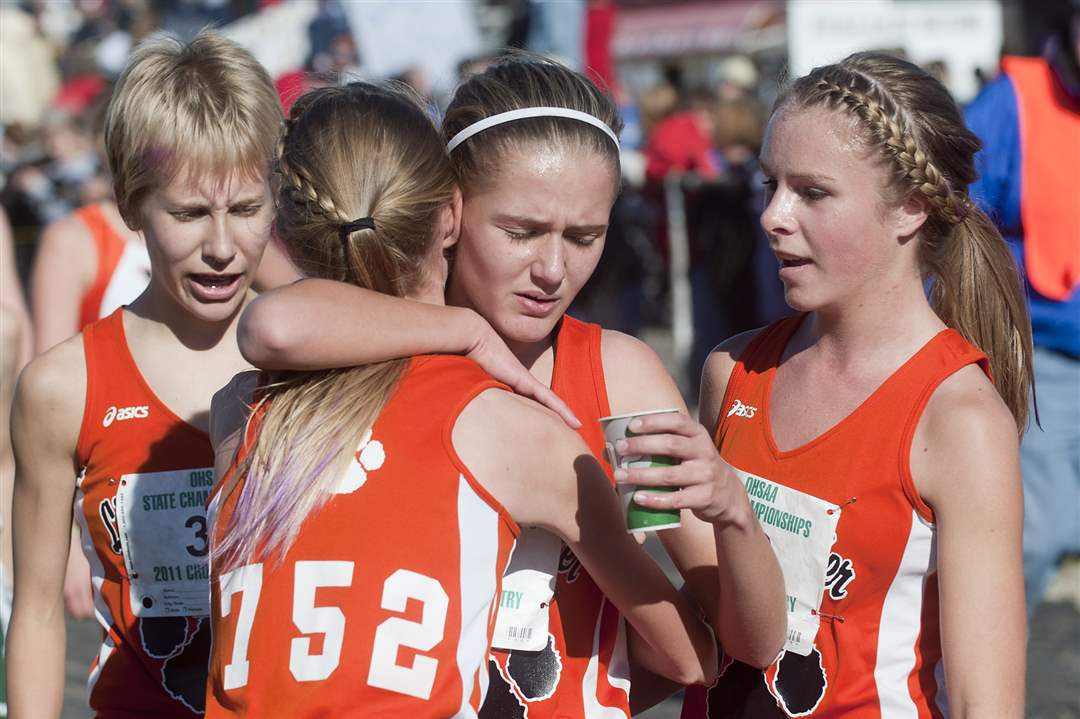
[76,203,151,330]
[682,316,988,719]
[205,355,519,718]
[481,315,631,719]
[75,307,214,718]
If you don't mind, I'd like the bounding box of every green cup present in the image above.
[600,409,682,533]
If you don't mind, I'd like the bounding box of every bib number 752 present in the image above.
[218,561,449,700]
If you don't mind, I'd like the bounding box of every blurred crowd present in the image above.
[1,2,1078,716]
[0,0,1050,390]
[0,0,781,398]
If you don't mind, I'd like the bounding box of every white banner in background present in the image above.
[342,1,482,93]
[787,0,1003,103]
[222,0,318,78]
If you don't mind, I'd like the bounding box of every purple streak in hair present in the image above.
[231,439,347,559]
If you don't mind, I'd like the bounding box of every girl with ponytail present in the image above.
[234,52,785,718]
[204,82,716,717]
[663,52,1033,717]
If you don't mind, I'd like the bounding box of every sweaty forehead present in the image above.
[485,135,617,183]
[761,104,872,174]
[471,143,618,220]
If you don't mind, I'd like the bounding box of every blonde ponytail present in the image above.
[215,83,456,571]
[927,206,1034,429]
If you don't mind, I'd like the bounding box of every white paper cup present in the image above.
[599,408,682,532]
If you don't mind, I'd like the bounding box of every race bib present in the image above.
[491,527,562,651]
[115,467,215,617]
[731,466,841,656]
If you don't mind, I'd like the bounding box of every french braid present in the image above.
[216,81,456,570]
[277,112,351,226]
[810,75,969,226]
[779,52,1034,431]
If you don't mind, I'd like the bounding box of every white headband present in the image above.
[446,107,620,153]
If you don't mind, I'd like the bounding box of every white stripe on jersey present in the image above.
[582,598,631,718]
[452,474,501,719]
[74,477,118,699]
[608,612,631,697]
[97,241,150,320]
[934,650,950,717]
[874,510,938,718]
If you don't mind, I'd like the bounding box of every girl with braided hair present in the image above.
[646,52,1033,718]
[203,80,717,717]
[233,51,785,718]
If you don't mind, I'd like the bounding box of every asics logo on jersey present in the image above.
[727,399,758,418]
[103,405,150,427]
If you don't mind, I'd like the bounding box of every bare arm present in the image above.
[0,209,31,589]
[455,390,718,687]
[603,330,785,670]
[7,339,87,717]
[911,366,1025,718]
[238,278,578,426]
[27,214,100,618]
[30,213,95,355]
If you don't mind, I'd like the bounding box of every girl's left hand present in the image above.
[612,411,752,528]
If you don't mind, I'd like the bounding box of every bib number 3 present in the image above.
[219,561,450,699]
[114,467,215,617]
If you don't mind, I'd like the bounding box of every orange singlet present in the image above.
[75,308,214,718]
[76,204,151,330]
[206,356,519,718]
[480,315,631,719]
[681,316,988,719]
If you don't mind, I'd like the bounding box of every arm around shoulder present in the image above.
[7,339,87,717]
[237,278,484,370]
[911,365,1025,718]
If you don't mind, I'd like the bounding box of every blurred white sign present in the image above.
[222,0,317,78]
[787,0,1003,102]
[342,1,482,92]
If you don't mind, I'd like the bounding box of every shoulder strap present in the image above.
[75,309,127,461]
[714,317,802,443]
[894,329,989,523]
[555,315,611,417]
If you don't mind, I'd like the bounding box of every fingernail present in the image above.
[615,439,628,453]
[629,418,642,431]
[570,414,582,428]
[614,468,628,482]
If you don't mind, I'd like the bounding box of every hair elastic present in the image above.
[446,107,620,153]
[339,216,375,241]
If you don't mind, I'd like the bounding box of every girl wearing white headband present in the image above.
[238,51,784,717]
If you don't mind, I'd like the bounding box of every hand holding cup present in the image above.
[610,411,752,528]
